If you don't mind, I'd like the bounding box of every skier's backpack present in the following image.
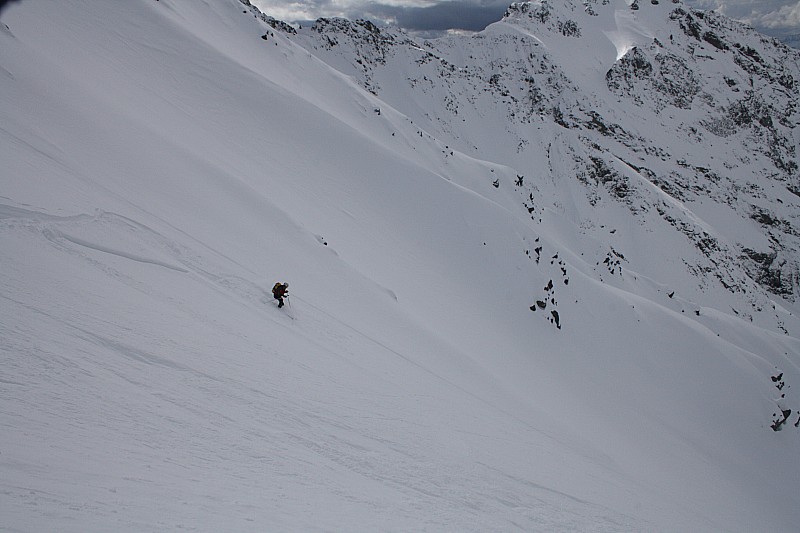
[273,282,287,297]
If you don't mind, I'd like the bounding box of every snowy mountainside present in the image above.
[290,0,800,325]
[1,0,800,531]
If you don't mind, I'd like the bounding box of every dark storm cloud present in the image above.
[253,0,800,42]
[365,0,510,31]
[251,0,510,32]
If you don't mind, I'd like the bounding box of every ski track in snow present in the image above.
[0,198,657,531]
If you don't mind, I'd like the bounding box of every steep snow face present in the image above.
[1,0,800,532]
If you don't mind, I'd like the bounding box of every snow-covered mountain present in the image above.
[1,0,798,531]
[290,0,800,313]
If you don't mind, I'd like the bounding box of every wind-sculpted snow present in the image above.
[2,0,800,532]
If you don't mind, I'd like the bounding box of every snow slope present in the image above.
[1,0,799,531]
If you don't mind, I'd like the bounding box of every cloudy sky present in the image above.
[250,0,800,38]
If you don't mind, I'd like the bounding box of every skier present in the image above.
[272,282,289,308]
